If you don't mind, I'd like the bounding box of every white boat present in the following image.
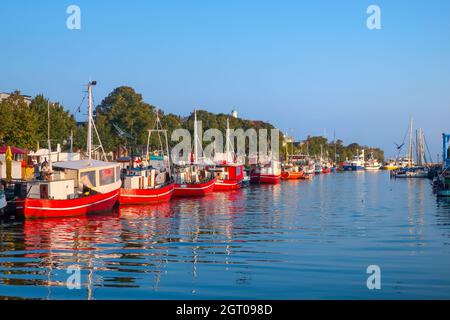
[392,118,430,178]
[365,152,381,170]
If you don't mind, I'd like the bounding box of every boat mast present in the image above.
[194,109,198,164]
[334,130,337,165]
[408,117,413,167]
[47,101,52,170]
[226,118,231,163]
[87,81,95,160]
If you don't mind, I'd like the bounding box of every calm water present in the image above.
[1,172,450,300]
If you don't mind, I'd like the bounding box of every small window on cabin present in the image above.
[236,166,241,176]
[80,171,96,188]
[100,168,115,186]
[116,166,121,182]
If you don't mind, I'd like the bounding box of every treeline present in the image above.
[0,86,383,161]
[0,92,77,150]
[295,136,385,162]
[0,87,275,155]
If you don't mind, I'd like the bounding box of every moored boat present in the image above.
[433,133,450,197]
[343,150,365,171]
[22,160,121,218]
[208,119,244,191]
[380,159,398,170]
[365,152,381,171]
[118,110,175,205]
[173,110,216,197]
[20,81,122,219]
[210,163,244,190]
[250,160,281,184]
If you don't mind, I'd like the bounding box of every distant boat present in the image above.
[343,150,365,171]
[380,159,398,170]
[391,119,429,178]
[433,133,450,197]
[208,119,245,191]
[281,163,304,180]
[250,160,281,184]
[365,152,381,171]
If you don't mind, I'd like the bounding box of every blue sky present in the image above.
[1,0,449,158]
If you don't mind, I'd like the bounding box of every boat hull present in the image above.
[343,165,365,171]
[23,189,119,219]
[173,179,216,197]
[281,171,304,180]
[251,173,281,184]
[214,179,241,191]
[119,183,174,205]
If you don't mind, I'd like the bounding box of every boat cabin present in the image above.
[209,164,244,181]
[20,160,120,200]
[122,166,171,190]
[174,166,212,184]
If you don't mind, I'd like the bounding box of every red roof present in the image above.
[0,146,28,154]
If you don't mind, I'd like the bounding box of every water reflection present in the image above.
[1,172,450,299]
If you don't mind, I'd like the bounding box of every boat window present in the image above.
[100,168,115,186]
[116,166,121,181]
[80,170,96,188]
[236,166,241,176]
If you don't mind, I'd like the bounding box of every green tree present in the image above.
[0,91,39,149]
[29,94,77,150]
[95,86,156,155]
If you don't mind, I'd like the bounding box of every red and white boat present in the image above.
[250,160,281,184]
[22,160,121,218]
[172,110,216,197]
[210,163,244,191]
[208,119,244,191]
[119,168,174,205]
[20,81,121,219]
[173,166,216,197]
[119,111,175,205]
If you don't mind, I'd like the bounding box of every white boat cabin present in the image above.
[25,160,122,200]
[122,166,171,190]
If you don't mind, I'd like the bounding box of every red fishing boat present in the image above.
[322,167,331,174]
[210,163,244,191]
[173,177,216,197]
[20,81,121,219]
[119,111,175,205]
[119,169,174,205]
[250,160,282,184]
[22,160,122,218]
[172,110,216,197]
[208,119,244,191]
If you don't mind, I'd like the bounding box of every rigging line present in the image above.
[423,134,434,164]
[73,92,87,115]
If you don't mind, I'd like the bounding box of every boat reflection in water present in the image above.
[2,172,450,299]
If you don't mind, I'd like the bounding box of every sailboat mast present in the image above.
[408,117,413,167]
